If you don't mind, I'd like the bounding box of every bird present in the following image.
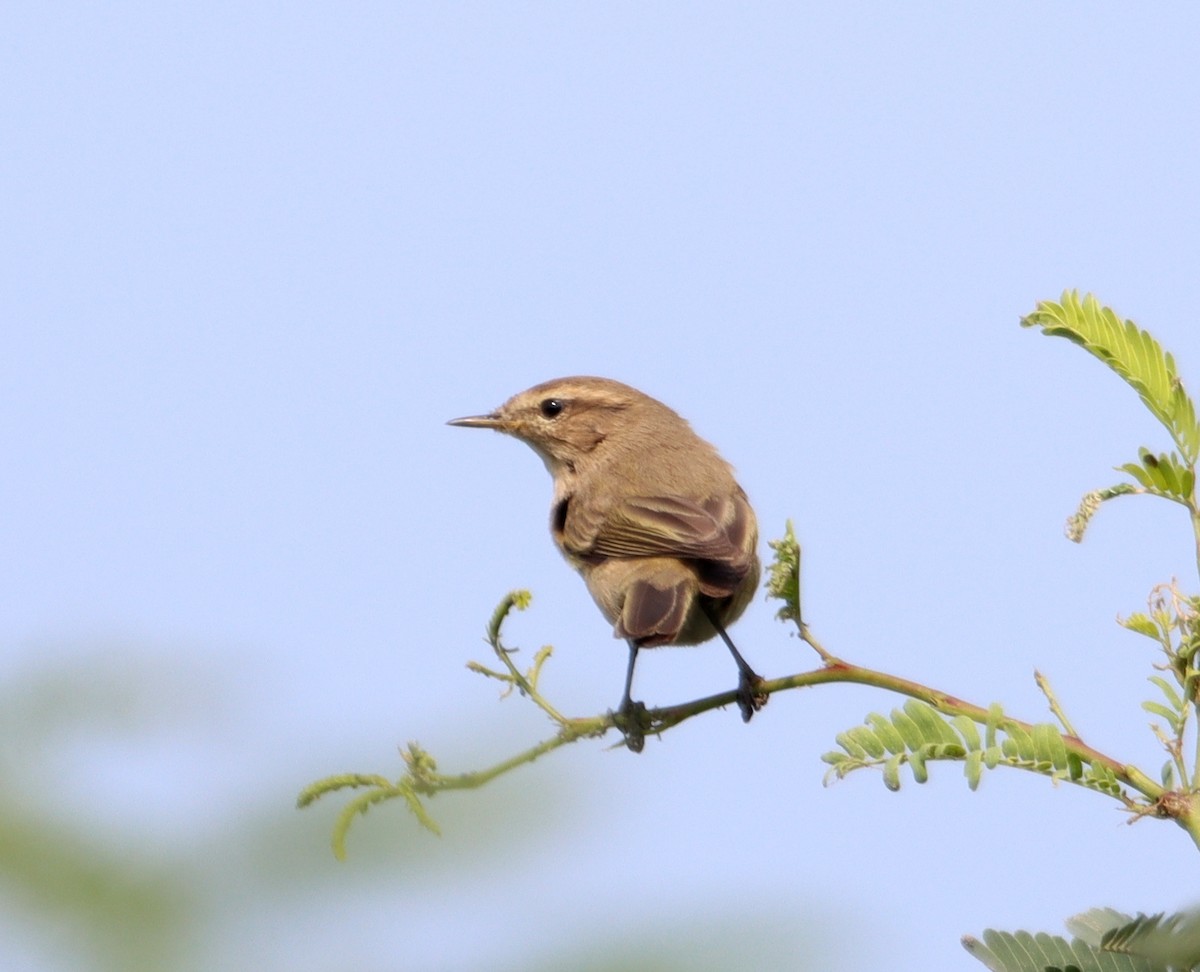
[448,376,763,750]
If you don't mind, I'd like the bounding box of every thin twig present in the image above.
[1035,669,1079,736]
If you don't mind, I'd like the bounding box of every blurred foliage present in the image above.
[965,906,1200,972]
[0,654,192,971]
[0,647,819,971]
[521,912,829,972]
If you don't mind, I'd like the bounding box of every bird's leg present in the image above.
[615,639,646,753]
[701,602,767,723]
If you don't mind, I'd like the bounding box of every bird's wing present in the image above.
[563,490,756,592]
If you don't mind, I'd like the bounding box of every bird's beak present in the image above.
[447,412,505,430]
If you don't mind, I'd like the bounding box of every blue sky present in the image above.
[4,5,1200,970]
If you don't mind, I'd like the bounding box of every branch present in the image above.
[300,554,1185,853]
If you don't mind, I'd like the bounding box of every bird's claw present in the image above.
[614,698,648,753]
[736,672,768,723]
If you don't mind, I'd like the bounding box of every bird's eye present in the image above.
[539,398,564,418]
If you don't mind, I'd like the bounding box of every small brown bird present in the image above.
[449,376,764,750]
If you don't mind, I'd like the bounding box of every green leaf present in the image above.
[1156,453,1182,495]
[1032,723,1069,772]
[985,702,1005,748]
[1101,908,1200,967]
[965,921,1159,971]
[882,754,902,791]
[1120,613,1161,640]
[1147,675,1184,712]
[1064,907,1135,947]
[908,747,929,784]
[903,699,960,745]
[845,724,887,759]
[1118,449,1195,501]
[961,934,1005,972]
[966,930,1026,972]
[1119,462,1154,490]
[1141,701,1182,733]
[1083,763,1123,797]
[827,705,1102,797]
[1066,752,1084,781]
[834,730,868,760]
[866,711,909,755]
[1022,291,1200,463]
[965,750,983,791]
[1005,723,1037,761]
[890,707,926,751]
[953,715,983,751]
[929,742,967,761]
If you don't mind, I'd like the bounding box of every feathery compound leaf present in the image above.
[1117,449,1195,502]
[1022,291,1200,463]
[824,706,958,788]
[825,706,1118,798]
[965,923,1161,972]
[1101,909,1200,967]
[1065,908,1136,947]
[766,520,801,624]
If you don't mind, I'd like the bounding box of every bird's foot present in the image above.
[613,698,648,753]
[736,670,768,723]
